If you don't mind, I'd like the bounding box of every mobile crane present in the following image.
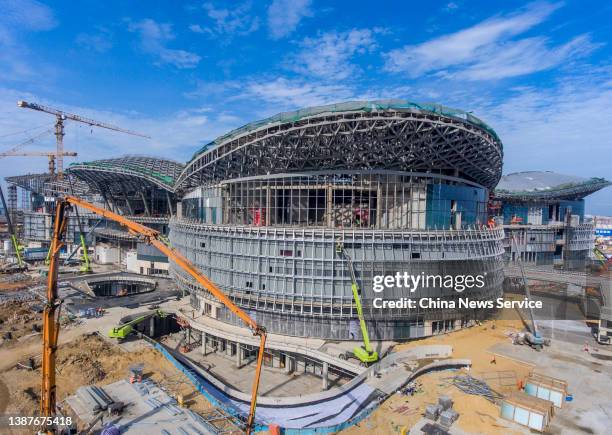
[42,196,266,434]
[336,242,379,365]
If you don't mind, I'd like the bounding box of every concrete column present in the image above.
[273,352,281,369]
[454,319,462,331]
[322,362,329,390]
[423,320,433,337]
[284,356,293,374]
[149,317,155,337]
[201,332,207,355]
[235,345,242,368]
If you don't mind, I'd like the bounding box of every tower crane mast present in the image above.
[17,100,150,178]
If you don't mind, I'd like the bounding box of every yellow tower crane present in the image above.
[0,150,78,176]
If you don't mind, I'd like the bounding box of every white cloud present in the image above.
[2,0,57,31]
[189,24,207,34]
[478,71,612,214]
[76,27,113,53]
[241,77,354,109]
[128,19,201,69]
[442,34,597,80]
[443,2,459,12]
[383,1,590,80]
[477,69,612,176]
[195,2,260,36]
[0,0,57,80]
[288,29,378,80]
[185,76,355,110]
[267,0,312,40]
[0,87,250,184]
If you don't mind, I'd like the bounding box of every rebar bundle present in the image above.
[444,375,503,403]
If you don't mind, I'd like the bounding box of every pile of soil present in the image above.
[0,300,42,346]
[0,333,213,421]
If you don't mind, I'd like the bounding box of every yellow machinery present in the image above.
[42,196,266,434]
[336,242,378,365]
[0,185,25,270]
[593,246,611,273]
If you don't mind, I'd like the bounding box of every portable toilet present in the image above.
[500,391,553,432]
[524,372,568,408]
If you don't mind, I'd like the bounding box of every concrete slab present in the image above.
[491,341,612,434]
[66,378,225,434]
[179,344,346,397]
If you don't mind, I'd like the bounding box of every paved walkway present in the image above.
[166,344,460,430]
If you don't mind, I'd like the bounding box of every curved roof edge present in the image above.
[187,99,502,163]
[494,171,611,200]
[67,155,184,191]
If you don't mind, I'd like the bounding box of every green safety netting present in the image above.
[69,161,177,185]
[189,99,501,163]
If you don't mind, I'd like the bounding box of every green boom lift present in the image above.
[337,242,378,365]
[108,310,166,340]
[0,186,25,270]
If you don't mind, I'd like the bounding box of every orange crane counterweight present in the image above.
[42,196,266,434]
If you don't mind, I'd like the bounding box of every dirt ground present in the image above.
[0,333,213,432]
[0,274,38,291]
[0,300,44,346]
[343,319,534,435]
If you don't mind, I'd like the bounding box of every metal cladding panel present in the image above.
[169,222,505,340]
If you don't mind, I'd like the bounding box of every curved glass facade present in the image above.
[180,171,488,231]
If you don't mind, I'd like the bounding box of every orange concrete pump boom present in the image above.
[41,196,266,434]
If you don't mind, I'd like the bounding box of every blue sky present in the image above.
[0,0,611,214]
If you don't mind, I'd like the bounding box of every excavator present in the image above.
[41,196,267,434]
[336,242,379,365]
[108,310,166,340]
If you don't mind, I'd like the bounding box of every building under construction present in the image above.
[5,101,610,342]
[169,101,506,340]
[492,171,611,270]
